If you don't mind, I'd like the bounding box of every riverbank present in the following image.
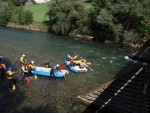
[6,22,48,32]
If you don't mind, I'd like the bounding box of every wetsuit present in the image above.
[50,66,56,79]
[20,56,25,65]
[28,63,35,76]
[21,66,28,81]
[7,70,16,89]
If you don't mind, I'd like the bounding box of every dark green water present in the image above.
[0,26,136,113]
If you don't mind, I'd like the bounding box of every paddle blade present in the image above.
[13,84,16,90]
[89,67,94,71]
[27,78,31,84]
[34,75,37,79]
[61,65,66,69]
[87,62,91,65]
[64,76,69,85]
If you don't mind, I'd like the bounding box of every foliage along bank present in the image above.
[1,0,150,48]
[47,0,150,47]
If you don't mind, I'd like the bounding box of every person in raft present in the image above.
[7,67,17,90]
[69,60,75,67]
[28,61,36,77]
[73,53,79,60]
[45,59,51,68]
[79,57,87,64]
[66,54,73,61]
[20,54,26,65]
[49,64,61,79]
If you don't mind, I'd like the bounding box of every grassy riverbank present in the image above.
[23,4,49,22]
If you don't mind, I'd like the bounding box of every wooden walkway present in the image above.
[77,66,150,113]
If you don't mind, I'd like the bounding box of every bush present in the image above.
[24,10,33,25]
[17,7,33,25]
[0,12,9,25]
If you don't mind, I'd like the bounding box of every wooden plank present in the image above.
[104,87,142,98]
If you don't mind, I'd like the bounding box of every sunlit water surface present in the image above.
[0,26,136,113]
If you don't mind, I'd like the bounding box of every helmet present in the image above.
[22,54,25,57]
[31,61,34,64]
[56,64,59,67]
[47,59,50,63]
[9,67,12,70]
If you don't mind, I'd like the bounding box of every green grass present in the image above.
[23,3,49,22]
[22,3,92,22]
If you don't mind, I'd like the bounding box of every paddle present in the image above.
[12,72,17,91]
[86,62,91,65]
[27,77,31,84]
[13,84,16,90]
[64,75,69,85]
[82,62,94,72]
[34,74,37,79]
[88,66,94,71]
[61,65,69,85]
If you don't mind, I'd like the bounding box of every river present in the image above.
[0,26,136,113]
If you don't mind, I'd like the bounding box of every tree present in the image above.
[47,0,89,35]
[89,0,150,45]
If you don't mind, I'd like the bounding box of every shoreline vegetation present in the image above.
[1,1,149,49]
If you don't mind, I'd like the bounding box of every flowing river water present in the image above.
[0,26,137,113]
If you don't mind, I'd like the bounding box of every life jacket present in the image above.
[74,55,78,60]
[20,57,25,64]
[7,70,14,80]
[21,66,28,72]
[28,63,35,70]
[70,60,74,66]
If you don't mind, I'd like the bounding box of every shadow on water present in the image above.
[81,61,144,113]
[0,58,25,113]
[0,58,58,113]
[12,105,57,113]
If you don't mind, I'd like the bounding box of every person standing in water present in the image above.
[7,67,17,90]
[20,54,26,65]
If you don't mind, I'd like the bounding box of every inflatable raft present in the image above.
[31,67,69,78]
[65,60,88,73]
